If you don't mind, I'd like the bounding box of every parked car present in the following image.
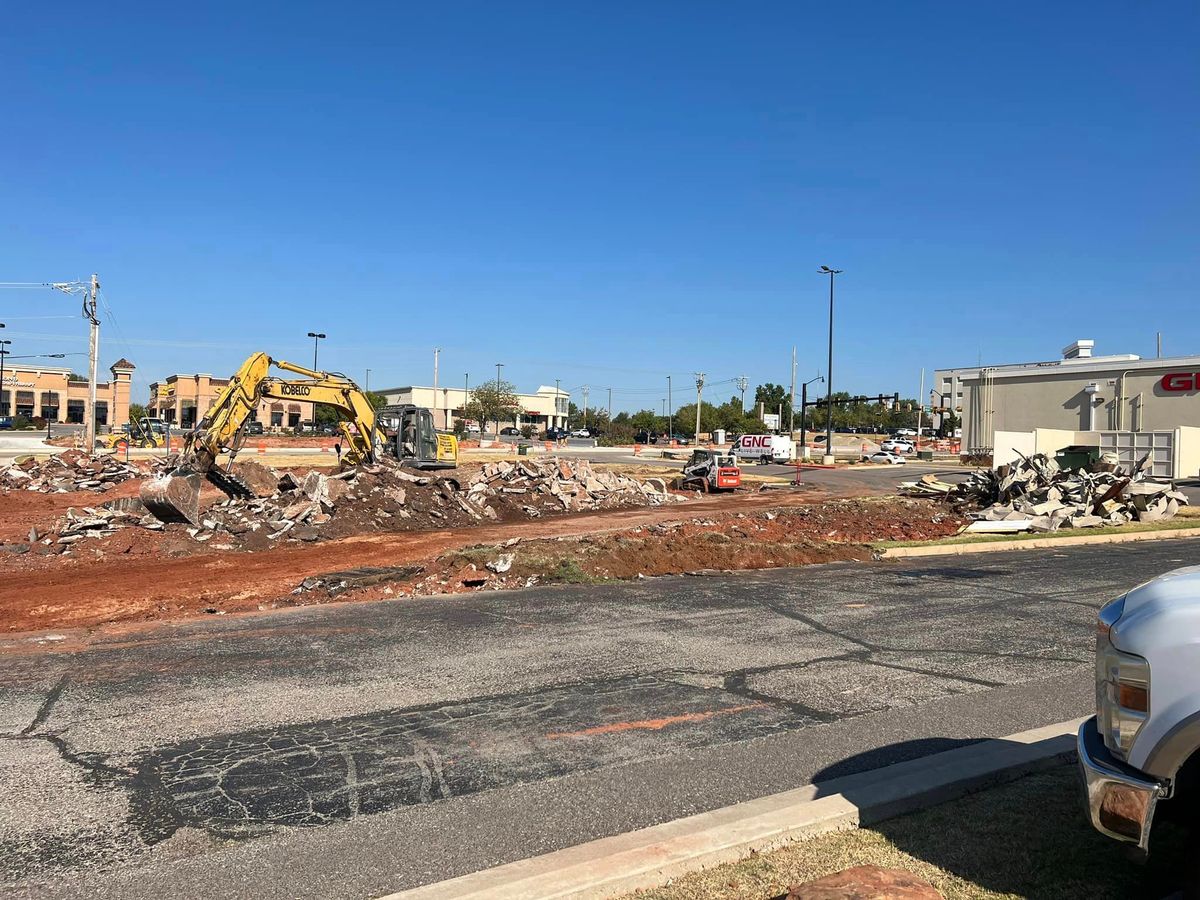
[634,430,659,445]
[499,426,521,436]
[543,426,567,440]
[868,451,906,465]
[662,432,691,446]
[570,428,591,438]
[463,422,481,435]
[894,428,917,437]
[881,439,915,454]
[247,421,264,435]
[1079,566,1200,853]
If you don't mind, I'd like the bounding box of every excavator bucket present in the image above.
[139,470,203,525]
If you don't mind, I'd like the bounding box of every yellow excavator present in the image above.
[140,352,457,523]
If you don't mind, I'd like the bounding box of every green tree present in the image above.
[366,391,388,410]
[629,409,664,433]
[461,379,522,435]
[672,401,721,437]
[753,383,792,425]
[127,402,147,423]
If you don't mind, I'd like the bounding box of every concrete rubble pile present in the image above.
[0,450,142,494]
[463,457,682,519]
[51,456,682,548]
[900,452,1188,532]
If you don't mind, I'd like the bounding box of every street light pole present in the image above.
[799,374,823,460]
[0,339,10,418]
[307,332,326,371]
[819,266,843,463]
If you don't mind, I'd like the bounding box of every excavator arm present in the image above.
[141,352,379,523]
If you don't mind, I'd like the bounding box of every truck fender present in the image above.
[1144,709,1200,781]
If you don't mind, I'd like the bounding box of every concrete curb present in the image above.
[381,718,1084,900]
[880,525,1200,558]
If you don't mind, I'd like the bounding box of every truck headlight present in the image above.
[1099,648,1150,760]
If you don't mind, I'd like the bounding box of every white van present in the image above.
[733,434,793,464]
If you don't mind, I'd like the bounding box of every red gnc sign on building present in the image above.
[1161,373,1200,392]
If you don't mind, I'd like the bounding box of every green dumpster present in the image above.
[917,450,934,462]
[517,443,529,456]
[1055,445,1099,471]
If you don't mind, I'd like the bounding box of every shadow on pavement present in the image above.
[811,740,1195,900]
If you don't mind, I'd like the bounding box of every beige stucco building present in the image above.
[147,373,316,429]
[378,384,569,432]
[936,340,1200,477]
[0,359,133,427]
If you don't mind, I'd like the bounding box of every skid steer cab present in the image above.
[679,448,741,493]
[379,404,458,470]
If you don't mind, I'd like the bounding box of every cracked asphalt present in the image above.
[2,539,1197,899]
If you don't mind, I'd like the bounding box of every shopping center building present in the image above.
[935,339,1200,477]
[146,373,316,429]
[0,359,133,426]
[376,384,569,433]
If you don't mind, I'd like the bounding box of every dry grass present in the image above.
[625,767,1190,900]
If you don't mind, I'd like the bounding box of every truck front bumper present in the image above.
[1078,717,1166,851]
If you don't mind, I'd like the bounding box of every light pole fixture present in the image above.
[819,266,843,461]
[307,332,326,371]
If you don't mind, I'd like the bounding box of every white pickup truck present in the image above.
[1079,565,1200,853]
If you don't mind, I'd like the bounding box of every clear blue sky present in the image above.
[2,2,1196,412]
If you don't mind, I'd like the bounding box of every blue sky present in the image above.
[1,2,1196,411]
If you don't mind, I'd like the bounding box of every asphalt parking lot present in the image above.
[4,539,1196,899]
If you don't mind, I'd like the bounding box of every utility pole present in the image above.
[607,387,611,423]
[582,385,589,430]
[667,375,673,439]
[736,376,749,411]
[433,347,441,428]
[694,372,705,441]
[85,275,99,449]
[555,377,561,429]
[789,346,797,435]
[494,363,503,437]
[365,369,371,391]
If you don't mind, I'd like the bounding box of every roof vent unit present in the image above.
[1062,340,1094,360]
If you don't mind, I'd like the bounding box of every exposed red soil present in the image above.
[0,489,963,638]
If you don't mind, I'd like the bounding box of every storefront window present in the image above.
[0,390,9,415]
[15,391,35,418]
[95,401,108,425]
[67,400,85,424]
[40,392,60,422]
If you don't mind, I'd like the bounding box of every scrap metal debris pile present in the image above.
[50,456,681,549]
[0,450,143,494]
[900,452,1188,532]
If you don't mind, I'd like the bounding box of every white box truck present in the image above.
[733,434,793,464]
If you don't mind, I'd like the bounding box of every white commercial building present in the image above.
[935,340,1200,478]
[376,384,569,433]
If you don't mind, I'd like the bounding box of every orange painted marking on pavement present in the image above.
[545,702,767,740]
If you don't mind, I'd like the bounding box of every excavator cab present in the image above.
[385,404,458,470]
